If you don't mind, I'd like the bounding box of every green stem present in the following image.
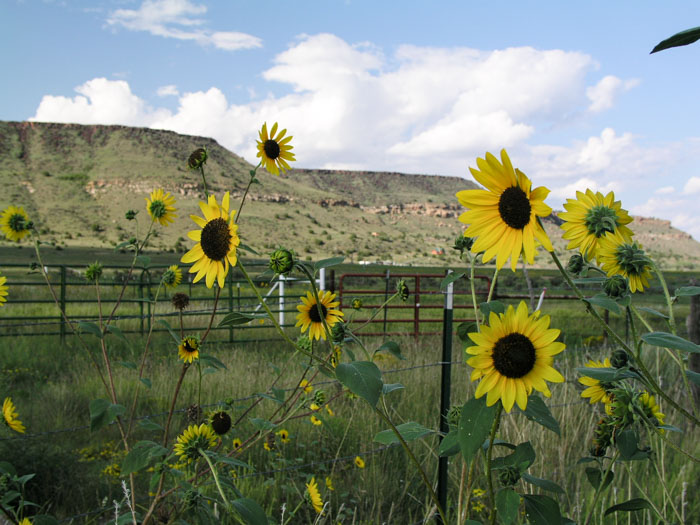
[235,163,261,223]
[643,432,684,523]
[583,450,619,525]
[650,260,676,335]
[198,165,209,199]
[623,462,669,524]
[352,291,401,333]
[200,449,231,509]
[485,404,502,525]
[373,406,447,524]
[468,254,480,328]
[486,267,499,303]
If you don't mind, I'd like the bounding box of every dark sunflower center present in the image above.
[492,333,536,378]
[264,139,280,160]
[8,213,26,232]
[183,339,197,352]
[498,187,531,229]
[308,303,328,323]
[149,200,167,219]
[584,205,619,238]
[200,217,232,261]
[615,243,649,276]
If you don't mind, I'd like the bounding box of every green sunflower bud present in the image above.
[351,298,363,310]
[566,254,585,275]
[187,147,208,170]
[269,248,294,275]
[610,349,629,369]
[313,390,326,405]
[331,321,348,344]
[296,335,312,354]
[447,405,462,428]
[397,279,410,302]
[603,275,628,298]
[498,466,521,487]
[453,233,474,254]
[125,210,137,221]
[84,261,103,283]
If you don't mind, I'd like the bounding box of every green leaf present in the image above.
[519,395,560,436]
[218,312,267,327]
[78,321,103,339]
[249,418,276,431]
[585,467,614,490]
[204,451,251,470]
[521,473,565,494]
[256,392,284,404]
[382,383,405,395]
[480,300,506,317]
[376,341,405,360]
[200,354,227,370]
[441,272,465,290]
[572,277,605,285]
[114,239,136,250]
[336,361,383,407]
[492,442,536,473]
[231,498,268,525]
[314,256,345,272]
[237,242,259,255]
[121,440,167,475]
[574,367,638,381]
[604,498,653,516]
[641,332,700,354]
[651,26,700,53]
[374,422,434,445]
[523,494,562,525]
[137,419,164,431]
[439,429,460,457]
[586,294,621,315]
[457,322,477,343]
[140,378,152,389]
[157,319,181,344]
[31,516,59,525]
[636,307,669,320]
[89,399,125,432]
[496,488,521,525]
[458,397,497,465]
[135,255,150,268]
[675,285,700,297]
[686,370,700,386]
[104,324,127,341]
[117,360,137,370]
[271,387,286,403]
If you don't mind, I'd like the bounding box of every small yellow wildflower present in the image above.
[354,456,365,469]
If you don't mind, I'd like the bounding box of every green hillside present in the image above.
[1,120,699,269]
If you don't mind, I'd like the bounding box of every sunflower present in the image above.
[578,358,613,404]
[173,423,218,463]
[178,336,200,364]
[456,150,553,271]
[354,456,365,469]
[162,265,182,289]
[232,438,242,451]
[295,290,344,341]
[2,397,26,434]
[210,411,232,436]
[19,519,32,525]
[181,192,240,288]
[306,477,324,514]
[559,190,633,261]
[145,189,177,226]
[0,205,31,242]
[310,415,322,426]
[325,476,334,491]
[299,379,313,394]
[0,272,8,306]
[597,231,652,293]
[256,122,295,175]
[639,391,665,428]
[277,429,291,443]
[466,301,565,412]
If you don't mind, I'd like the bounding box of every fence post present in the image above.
[279,275,285,327]
[383,269,390,337]
[319,267,326,291]
[437,270,454,523]
[59,266,66,344]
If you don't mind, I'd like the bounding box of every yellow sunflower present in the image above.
[310,415,322,426]
[299,379,313,394]
[306,477,324,514]
[578,358,613,404]
[277,429,291,443]
[178,336,200,364]
[354,456,365,469]
[162,265,182,289]
[639,391,665,428]
[181,192,240,289]
[559,190,633,261]
[597,230,652,293]
[256,122,295,175]
[0,272,8,306]
[2,397,26,433]
[173,423,218,463]
[295,290,344,341]
[0,205,32,242]
[466,301,565,412]
[456,150,553,271]
[232,438,242,451]
[325,476,334,491]
[145,189,177,226]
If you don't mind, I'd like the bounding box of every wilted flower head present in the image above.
[210,411,232,436]
[396,279,410,301]
[566,253,585,275]
[172,292,190,311]
[610,349,629,369]
[188,147,208,170]
[125,209,137,221]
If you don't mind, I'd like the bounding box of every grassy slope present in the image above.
[1,120,699,270]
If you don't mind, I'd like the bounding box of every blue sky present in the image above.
[3,1,700,239]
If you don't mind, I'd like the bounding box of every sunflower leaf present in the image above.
[121,440,167,476]
[89,399,126,432]
[457,322,477,344]
[237,242,259,255]
[686,370,700,386]
[458,397,497,465]
[314,256,345,273]
[521,473,565,494]
[376,341,405,360]
[574,367,638,381]
[157,319,181,344]
[586,294,621,315]
[438,429,460,457]
[231,498,268,525]
[200,354,227,370]
[675,285,700,297]
[336,361,383,407]
[135,255,150,268]
[523,494,563,525]
[491,441,536,473]
[496,488,520,525]
[78,321,103,339]
[604,498,653,516]
[585,466,614,490]
[104,324,127,341]
[641,332,700,354]
[636,307,669,320]
[615,429,649,461]
[218,312,266,327]
[519,395,561,436]
[651,26,700,53]
[374,422,434,445]
[440,271,465,290]
[480,300,506,317]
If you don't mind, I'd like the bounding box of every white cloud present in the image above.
[586,75,640,113]
[683,176,700,194]
[656,186,675,194]
[106,0,261,51]
[548,177,622,202]
[156,85,179,97]
[632,197,700,241]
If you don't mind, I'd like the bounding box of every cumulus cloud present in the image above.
[586,75,640,113]
[683,176,700,194]
[106,0,261,51]
[548,177,622,201]
[632,197,700,241]
[156,85,179,97]
[656,186,675,194]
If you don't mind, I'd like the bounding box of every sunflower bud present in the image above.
[187,147,208,170]
[331,321,348,344]
[498,466,521,487]
[171,292,190,311]
[125,209,137,221]
[610,349,629,369]
[296,335,312,354]
[603,275,628,298]
[84,261,103,283]
[453,233,474,254]
[269,248,294,275]
[447,405,462,428]
[210,411,232,436]
[351,298,363,310]
[397,279,410,302]
[313,390,327,405]
[566,254,584,275]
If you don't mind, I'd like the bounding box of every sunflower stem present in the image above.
[373,406,448,524]
[200,448,231,509]
[486,267,499,303]
[352,291,401,333]
[198,164,209,199]
[468,253,481,328]
[622,462,669,524]
[650,260,677,335]
[485,404,502,525]
[235,162,261,224]
[583,449,619,525]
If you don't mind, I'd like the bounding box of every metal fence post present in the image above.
[437,270,454,523]
[59,266,66,344]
